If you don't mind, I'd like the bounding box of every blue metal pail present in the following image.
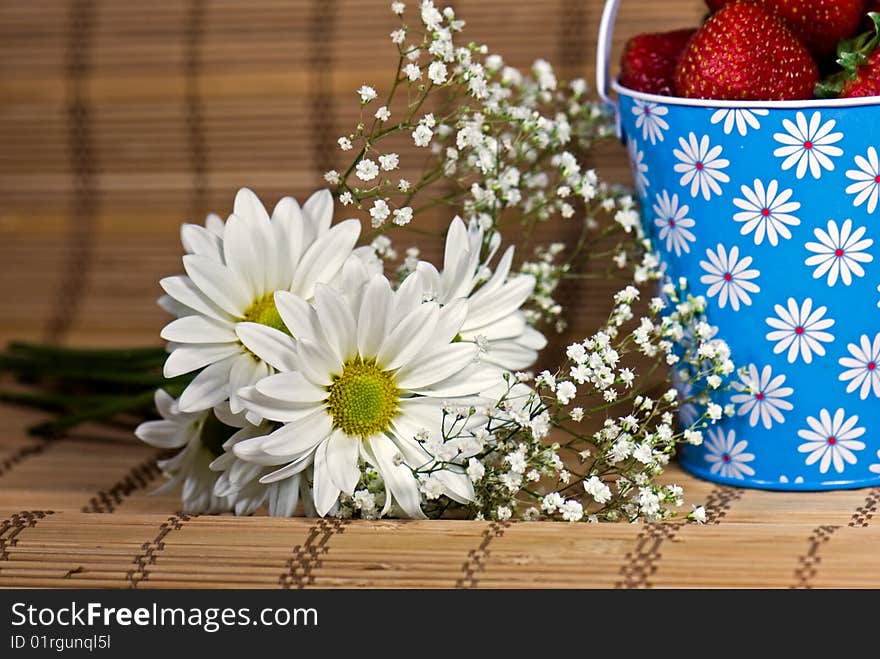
[598,0,880,490]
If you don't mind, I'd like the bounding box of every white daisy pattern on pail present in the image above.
[617,88,880,490]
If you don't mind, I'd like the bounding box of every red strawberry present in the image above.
[676,2,819,100]
[704,0,866,60]
[843,49,880,96]
[619,28,697,96]
[816,12,880,98]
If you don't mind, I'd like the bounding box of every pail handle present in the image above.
[596,0,622,137]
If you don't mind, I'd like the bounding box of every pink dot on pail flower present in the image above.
[723,273,732,281]
[804,141,813,149]
[644,107,650,115]
[795,326,805,335]
[868,362,877,371]
[696,162,704,170]
[835,248,844,257]
[668,219,675,227]
[722,454,731,463]
[875,174,880,184]
[827,436,837,445]
[756,392,765,401]
[761,208,770,217]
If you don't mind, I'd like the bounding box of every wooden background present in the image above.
[7,1,879,590]
[0,0,705,350]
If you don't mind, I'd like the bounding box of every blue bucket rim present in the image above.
[612,79,880,111]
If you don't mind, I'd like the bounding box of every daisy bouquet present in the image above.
[0,1,736,523]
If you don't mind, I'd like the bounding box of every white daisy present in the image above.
[672,133,730,201]
[159,188,361,414]
[845,147,880,214]
[710,108,769,136]
[653,190,696,256]
[208,408,313,517]
[704,427,755,480]
[765,297,835,364]
[838,332,880,400]
[869,449,880,475]
[135,389,236,514]
[234,274,503,519]
[732,179,801,246]
[730,364,794,429]
[632,99,669,145]
[627,137,649,198]
[699,244,760,311]
[797,408,865,474]
[804,219,873,287]
[773,111,843,180]
[414,217,547,371]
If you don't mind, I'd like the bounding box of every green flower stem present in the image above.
[28,390,158,437]
[0,390,120,413]
[0,356,179,387]
[7,342,166,362]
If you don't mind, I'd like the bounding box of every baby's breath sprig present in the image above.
[329,1,633,331]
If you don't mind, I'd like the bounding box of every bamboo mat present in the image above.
[1,405,879,589]
[6,1,879,590]
[0,0,706,351]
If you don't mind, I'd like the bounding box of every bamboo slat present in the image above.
[7,0,876,590]
[0,405,878,588]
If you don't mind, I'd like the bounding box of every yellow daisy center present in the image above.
[243,293,290,335]
[326,359,400,438]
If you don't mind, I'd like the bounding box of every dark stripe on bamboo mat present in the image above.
[126,513,191,588]
[0,440,52,480]
[792,486,880,589]
[81,454,164,513]
[455,520,512,589]
[616,485,744,589]
[279,517,348,589]
[309,0,337,177]
[47,0,99,341]
[558,0,589,77]
[0,511,55,566]
[184,0,208,219]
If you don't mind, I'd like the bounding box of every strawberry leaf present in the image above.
[815,12,880,98]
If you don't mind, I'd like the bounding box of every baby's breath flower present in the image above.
[541,492,564,514]
[355,158,380,181]
[412,124,433,147]
[391,1,405,15]
[403,63,422,81]
[392,206,413,226]
[323,170,340,185]
[428,61,448,85]
[337,136,353,151]
[467,457,485,482]
[375,105,392,121]
[689,505,707,524]
[560,500,584,522]
[358,85,378,103]
[556,381,576,405]
[390,28,406,44]
[584,476,612,504]
[369,199,390,227]
[379,153,400,171]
